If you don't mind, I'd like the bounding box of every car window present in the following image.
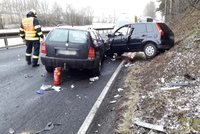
[132,24,147,34]
[48,29,68,42]
[69,30,88,44]
[115,26,131,36]
[147,24,154,32]
[158,23,172,34]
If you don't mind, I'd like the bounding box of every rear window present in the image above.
[69,30,88,44]
[47,28,88,43]
[48,29,68,42]
[158,23,172,34]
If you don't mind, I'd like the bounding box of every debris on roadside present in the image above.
[36,90,44,95]
[89,76,99,82]
[71,84,75,89]
[124,63,134,68]
[40,84,52,91]
[184,74,196,81]
[114,94,120,98]
[121,52,136,64]
[134,119,165,133]
[24,74,33,78]
[117,88,124,92]
[98,124,101,127]
[160,86,181,91]
[52,86,61,92]
[36,122,61,134]
[9,128,15,134]
[110,100,117,104]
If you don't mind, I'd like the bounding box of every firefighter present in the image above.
[19,9,44,67]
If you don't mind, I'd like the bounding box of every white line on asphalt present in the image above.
[77,61,124,134]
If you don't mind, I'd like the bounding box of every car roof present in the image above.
[55,25,95,31]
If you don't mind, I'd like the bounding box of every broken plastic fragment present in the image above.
[44,122,54,131]
[71,85,74,88]
[114,94,120,98]
[89,77,99,82]
[40,84,52,91]
[9,128,15,134]
[117,88,124,92]
[52,86,61,92]
[36,90,44,95]
[110,100,117,104]
[98,124,101,127]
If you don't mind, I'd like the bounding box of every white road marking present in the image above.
[77,61,124,134]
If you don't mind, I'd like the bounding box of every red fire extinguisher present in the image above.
[54,67,61,86]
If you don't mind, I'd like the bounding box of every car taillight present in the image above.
[156,23,164,36]
[41,42,47,54]
[88,47,95,59]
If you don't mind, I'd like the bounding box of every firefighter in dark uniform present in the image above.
[19,9,44,67]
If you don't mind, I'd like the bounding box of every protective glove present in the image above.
[40,38,44,43]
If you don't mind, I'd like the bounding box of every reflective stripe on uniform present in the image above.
[25,33,36,37]
[33,55,39,59]
[20,34,25,36]
[35,25,41,29]
[20,28,24,31]
[38,32,43,36]
[25,37,40,40]
[26,53,32,56]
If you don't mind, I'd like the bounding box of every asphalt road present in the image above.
[0,46,121,134]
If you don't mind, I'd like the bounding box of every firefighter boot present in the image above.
[32,59,40,67]
[26,56,31,65]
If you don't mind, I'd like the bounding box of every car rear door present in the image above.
[128,24,147,51]
[46,28,89,59]
[110,25,131,53]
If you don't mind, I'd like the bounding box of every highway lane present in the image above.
[0,46,121,134]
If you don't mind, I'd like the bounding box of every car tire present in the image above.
[91,59,102,76]
[45,66,54,73]
[144,43,157,59]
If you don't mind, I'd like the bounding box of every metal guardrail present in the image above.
[0,26,114,49]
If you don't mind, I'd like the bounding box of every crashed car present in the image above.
[106,22,174,59]
[40,26,106,76]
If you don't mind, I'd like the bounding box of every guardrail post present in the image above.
[4,37,8,49]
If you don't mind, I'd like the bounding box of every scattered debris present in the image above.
[121,52,136,64]
[114,94,120,98]
[89,82,93,84]
[124,63,134,68]
[36,90,44,95]
[9,128,15,134]
[40,84,52,91]
[160,78,165,83]
[71,85,75,89]
[184,74,196,81]
[167,82,189,87]
[52,86,61,92]
[24,74,33,78]
[134,119,165,132]
[117,88,124,92]
[97,124,101,127]
[110,100,117,104]
[95,130,99,133]
[36,122,61,134]
[160,86,181,91]
[89,76,99,82]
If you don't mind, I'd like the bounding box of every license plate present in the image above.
[57,50,77,55]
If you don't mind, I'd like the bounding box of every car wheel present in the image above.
[45,66,54,73]
[144,43,157,59]
[91,59,102,76]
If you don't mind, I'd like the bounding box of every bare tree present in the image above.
[143,1,156,19]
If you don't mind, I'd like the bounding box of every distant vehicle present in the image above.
[40,26,106,76]
[138,16,154,22]
[106,22,174,59]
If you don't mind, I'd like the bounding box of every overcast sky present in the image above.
[50,0,158,17]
